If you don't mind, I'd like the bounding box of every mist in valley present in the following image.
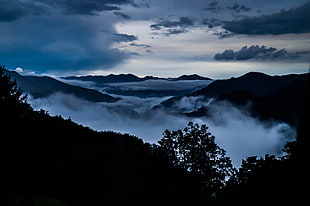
[28,90,295,168]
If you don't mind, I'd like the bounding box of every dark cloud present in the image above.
[130,43,151,48]
[204,1,250,14]
[227,3,251,13]
[50,0,134,15]
[113,11,131,19]
[223,2,310,35]
[54,0,121,15]
[150,16,194,35]
[0,4,25,22]
[214,49,234,60]
[129,43,152,54]
[214,45,307,61]
[204,0,220,12]
[0,12,133,73]
[151,16,194,29]
[165,28,187,35]
[235,45,276,60]
[0,0,47,22]
[212,30,234,39]
[43,0,133,13]
[0,0,133,22]
[201,18,222,29]
[271,49,309,60]
[113,33,138,42]
[0,0,141,74]
[201,18,234,39]
[145,49,153,54]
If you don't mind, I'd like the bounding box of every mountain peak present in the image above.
[240,71,270,79]
[176,74,212,80]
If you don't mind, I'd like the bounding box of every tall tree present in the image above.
[158,122,235,199]
[0,65,30,122]
[0,65,27,105]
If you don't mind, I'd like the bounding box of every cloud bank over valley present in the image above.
[27,76,296,168]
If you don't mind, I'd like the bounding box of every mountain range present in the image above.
[6,71,118,102]
[63,73,212,85]
[7,70,309,127]
[158,72,309,126]
[2,66,308,204]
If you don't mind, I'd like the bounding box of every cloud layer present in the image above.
[28,92,296,168]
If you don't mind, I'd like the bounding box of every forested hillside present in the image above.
[1,65,308,205]
[0,65,202,205]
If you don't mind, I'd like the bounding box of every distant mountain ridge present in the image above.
[6,71,118,102]
[157,71,309,126]
[176,74,212,80]
[193,72,308,97]
[61,73,212,98]
[7,70,309,127]
[62,73,212,86]
[6,71,213,103]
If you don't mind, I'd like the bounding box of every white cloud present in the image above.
[28,93,296,168]
[205,101,296,167]
[108,79,212,91]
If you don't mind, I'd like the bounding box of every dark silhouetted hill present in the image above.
[63,73,143,85]
[158,72,309,126]
[62,73,212,86]
[62,73,212,98]
[176,74,212,80]
[1,67,202,205]
[2,65,308,204]
[193,71,307,97]
[215,76,309,204]
[6,70,118,102]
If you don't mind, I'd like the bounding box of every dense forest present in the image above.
[0,65,308,205]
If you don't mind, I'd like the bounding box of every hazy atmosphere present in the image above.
[1,0,308,167]
[1,1,309,204]
[27,78,296,167]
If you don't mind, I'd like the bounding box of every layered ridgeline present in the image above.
[62,73,212,98]
[6,70,118,102]
[11,69,308,129]
[157,71,308,127]
[0,66,204,204]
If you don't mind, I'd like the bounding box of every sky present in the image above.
[1,0,310,78]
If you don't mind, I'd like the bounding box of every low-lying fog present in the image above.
[28,79,295,168]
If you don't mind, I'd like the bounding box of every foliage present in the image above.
[0,65,27,104]
[0,65,202,204]
[158,122,235,198]
[0,64,307,204]
[216,140,306,204]
[0,65,31,120]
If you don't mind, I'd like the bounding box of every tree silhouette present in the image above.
[0,65,27,105]
[0,65,31,124]
[158,122,235,199]
[0,66,204,204]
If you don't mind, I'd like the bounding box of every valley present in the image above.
[6,70,308,167]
